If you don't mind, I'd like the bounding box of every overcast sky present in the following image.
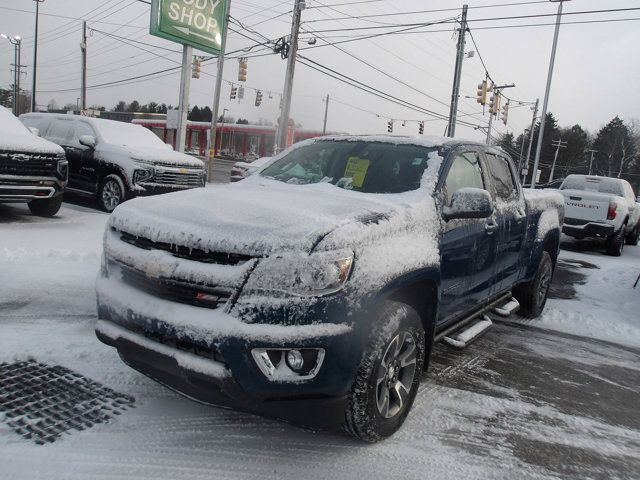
[1,0,639,144]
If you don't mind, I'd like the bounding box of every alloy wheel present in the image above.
[375,331,417,419]
[102,179,122,211]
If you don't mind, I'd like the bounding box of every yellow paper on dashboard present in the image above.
[344,157,370,188]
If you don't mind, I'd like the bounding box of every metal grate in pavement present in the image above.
[0,360,135,444]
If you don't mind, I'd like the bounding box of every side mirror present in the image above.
[443,187,494,221]
[28,126,40,137]
[79,135,97,149]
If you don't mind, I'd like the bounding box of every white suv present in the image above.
[560,174,639,255]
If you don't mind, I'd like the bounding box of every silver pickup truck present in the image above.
[560,175,639,255]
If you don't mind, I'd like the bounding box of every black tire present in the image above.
[625,224,639,246]
[514,251,553,318]
[98,174,126,213]
[344,301,426,442]
[27,195,63,217]
[605,224,626,256]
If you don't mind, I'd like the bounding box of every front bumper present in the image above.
[95,274,361,429]
[0,175,65,202]
[562,219,615,239]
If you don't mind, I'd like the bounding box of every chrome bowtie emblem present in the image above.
[11,154,30,162]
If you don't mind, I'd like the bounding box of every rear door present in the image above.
[484,152,527,295]
[439,149,494,323]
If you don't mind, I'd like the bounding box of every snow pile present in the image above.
[539,241,640,348]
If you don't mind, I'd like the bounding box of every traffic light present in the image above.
[418,121,424,135]
[238,58,248,82]
[387,120,393,133]
[489,92,500,116]
[191,56,201,79]
[230,84,237,100]
[238,86,245,100]
[502,101,510,126]
[476,80,488,105]
[255,90,263,107]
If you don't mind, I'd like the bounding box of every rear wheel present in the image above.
[28,195,63,217]
[98,174,125,213]
[514,251,553,318]
[344,301,425,442]
[625,224,639,246]
[605,224,626,256]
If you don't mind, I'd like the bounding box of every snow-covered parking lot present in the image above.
[1,199,639,480]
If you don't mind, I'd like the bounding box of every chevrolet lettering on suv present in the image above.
[95,135,564,441]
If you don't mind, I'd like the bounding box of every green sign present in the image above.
[150,0,226,55]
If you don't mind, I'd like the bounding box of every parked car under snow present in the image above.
[0,106,68,217]
[20,113,206,212]
[95,135,564,441]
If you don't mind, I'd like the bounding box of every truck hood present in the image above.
[109,180,403,256]
[101,144,204,169]
[0,131,64,156]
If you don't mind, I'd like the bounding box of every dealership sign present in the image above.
[150,0,227,54]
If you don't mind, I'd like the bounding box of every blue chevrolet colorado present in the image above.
[95,135,564,441]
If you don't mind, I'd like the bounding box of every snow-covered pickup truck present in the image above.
[560,175,639,255]
[95,136,563,441]
[0,106,68,216]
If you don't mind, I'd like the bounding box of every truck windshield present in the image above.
[260,140,437,194]
[561,176,624,196]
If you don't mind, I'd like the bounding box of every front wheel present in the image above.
[513,251,553,318]
[344,301,425,442]
[98,174,126,213]
[28,195,63,217]
[605,224,626,256]
[625,225,639,246]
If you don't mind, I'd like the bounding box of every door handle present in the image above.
[484,220,498,234]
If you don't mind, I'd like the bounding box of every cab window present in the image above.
[46,120,73,144]
[485,153,517,201]
[443,152,485,205]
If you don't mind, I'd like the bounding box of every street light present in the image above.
[32,0,46,112]
[530,0,571,188]
[1,33,22,115]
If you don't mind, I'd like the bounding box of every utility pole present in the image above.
[447,4,468,138]
[175,44,193,153]
[322,94,329,135]
[32,0,44,112]
[522,98,539,183]
[531,0,571,188]
[548,138,567,182]
[276,0,305,153]
[486,107,494,145]
[81,21,87,112]
[207,0,231,182]
[587,149,598,175]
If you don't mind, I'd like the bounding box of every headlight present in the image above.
[244,251,353,297]
[133,167,154,184]
[56,159,68,179]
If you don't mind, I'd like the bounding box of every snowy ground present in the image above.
[1,199,639,479]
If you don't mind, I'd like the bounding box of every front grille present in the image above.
[564,217,589,226]
[116,261,232,310]
[119,230,253,266]
[0,152,59,177]
[153,170,203,188]
[117,320,222,362]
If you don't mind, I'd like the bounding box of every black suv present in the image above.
[20,113,206,212]
[0,106,68,216]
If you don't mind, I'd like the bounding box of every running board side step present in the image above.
[493,297,520,317]
[443,315,493,349]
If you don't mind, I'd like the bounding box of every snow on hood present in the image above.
[109,180,410,256]
[106,144,204,169]
[0,106,63,155]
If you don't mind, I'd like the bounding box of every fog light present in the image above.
[286,349,304,371]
